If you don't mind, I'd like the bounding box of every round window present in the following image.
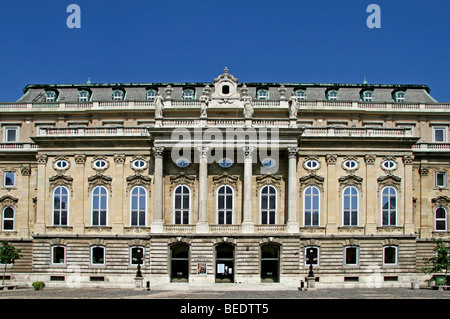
[382,160,396,170]
[132,159,147,169]
[261,158,276,168]
[93,159,108,169]
[304,159,319,170]
[218,158,233,168]
[176,158,190,168]
[343,159,358,170]
[55,159,69,170]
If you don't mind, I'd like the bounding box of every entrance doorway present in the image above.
[215,244,234,283]
[261,244,280,283]
[170,244,189,282]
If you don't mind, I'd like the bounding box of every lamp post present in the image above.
[135,248,143,278]
[307,248,315,278]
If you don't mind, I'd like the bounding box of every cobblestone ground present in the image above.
[0,287,449,299]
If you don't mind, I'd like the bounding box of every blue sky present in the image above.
[0,0,448,102]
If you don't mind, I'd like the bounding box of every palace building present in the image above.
[0,69,449,288]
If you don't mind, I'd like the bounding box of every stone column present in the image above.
[364,155,377,234]
[35,154,48,234]
[242,146,255,233]
[403,155,415,234]
[287,146,299,233]
[325,154,338,233]
[196,146,209,233]
[419,165,431,237]
[151,146,164,233]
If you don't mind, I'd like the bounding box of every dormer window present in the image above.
[182,89,195,100]
[256,89,269,100]
[78,91,90,102]
[394,91,406,103]
[362,90,374,102]
[112,90,124,101]
[295,90,306,100]
[45,91,57,102]
[327,90,339,101]
[146,89,157,101]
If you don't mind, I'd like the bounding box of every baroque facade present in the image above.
[0,69,449,288]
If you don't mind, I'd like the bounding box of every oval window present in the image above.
[218,158,233,168]
[304,159,319,170]
[382,160,396,170]
[132,159,147,169]
[343,159,358,170]
[261,158,276,168]
[93,159,108,169]
[55,159,69,170]
[176,158,190,168]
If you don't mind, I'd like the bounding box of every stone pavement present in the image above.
[0,286,449,299]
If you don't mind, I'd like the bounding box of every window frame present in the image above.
[45,91,57,102]
[51,245,66,265]
[433,126,447,143]
[260,185,277,225]
[381,186,397,226]
[78,90,90,102]
[342,186,359,227]
[295,89,306,101]
[3,171,15,187]
[303,186,320,227]
[327,90,339,101]
[435,206,447,231]
[304,246,320,266]
[112,90,124,101]
[182,89,195,100]
[173,185,191,225]
[217,185,234,225]
[130,186,147,227]
[130,246,145,266]
[145,89,157,101]
[4,126,18,143]
[256,89,269,100]
[344,246,359,266]
[383,245,398,266]
[304,159,319,170]
[90,245,105,265]
[394,91,406,103]
[435,171,448,188]
[91,186,108,226]
[53,186,69,226]
[362,90,374,102]
[2,206,15,231]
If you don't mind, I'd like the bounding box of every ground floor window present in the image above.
[171,244,189,282]
[215,244,234,283]
[383,246,397,265]
[261,244,280,283]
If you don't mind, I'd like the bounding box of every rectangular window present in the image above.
[4,127,18,142]
[433,127,447,142]
[3,172,15,187]
[52,246,66,265]
[91,246,105,265]
[383,246,397,265]
[344,246,358,266]
[435,172,447,188]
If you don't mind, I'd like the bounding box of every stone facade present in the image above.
[0,69,449,288]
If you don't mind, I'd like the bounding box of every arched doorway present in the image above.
[215,244,234,283]
[260,244,280,283]
[170,244,189,282]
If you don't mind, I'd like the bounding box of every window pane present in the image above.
[384,247,396,264]
[3,207,14,218]
[345,247,357,265]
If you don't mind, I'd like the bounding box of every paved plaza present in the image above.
[0,286,449,299]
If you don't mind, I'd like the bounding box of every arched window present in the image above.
[435,206,447,231]
[256,89,269,100]
[53,186,69,226]
[304,186,320,226]
[170,244,189,282]
[131,186,146,227]
[217,185,233,224]
[261,244,280,283]
[295,89,306,100]
[326,90,339,101]
[78,90,90,102]
[52,245,66,265]
[260,185,276,224]
[361,90,374,102]
[383,246,397,265]
[381,186,397,226]
[91,246,105,265]
[146,89,157,101]
[2,206,14,231]
[344,246,359,266]
[343,186,358,226]
[174,185,190,224]
[92,186,108,226]
[182,89,195,100]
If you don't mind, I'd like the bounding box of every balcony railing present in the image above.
[1,100,449,112]
[412,143,450,152]
[38,127,151,137]
[0,143,38,151]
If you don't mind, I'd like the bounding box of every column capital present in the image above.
[287,146,299,158]
[242,146,255,159]
[196,146,210,159]
[152,146,165,158]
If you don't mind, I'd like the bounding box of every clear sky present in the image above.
[0,0,448,102]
